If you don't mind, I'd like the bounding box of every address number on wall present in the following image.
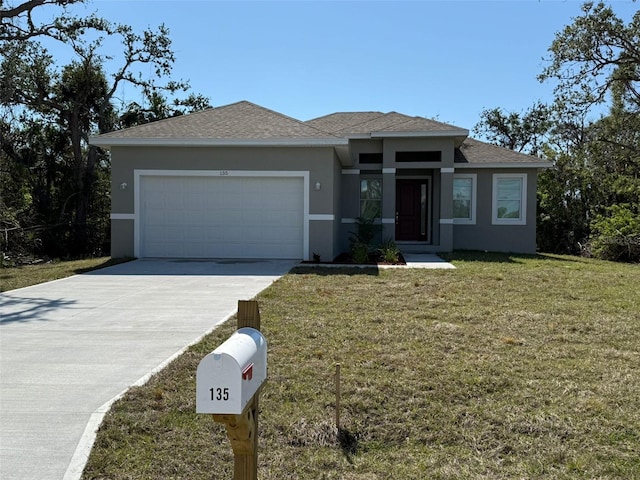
[219,170,229,176]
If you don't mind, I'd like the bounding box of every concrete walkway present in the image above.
[401,253,456,269]
[0,258,297,480]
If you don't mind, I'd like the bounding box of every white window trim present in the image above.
[492,173,527,226]
[453,173,477,225]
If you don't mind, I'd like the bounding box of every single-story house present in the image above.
[90,101,551,261]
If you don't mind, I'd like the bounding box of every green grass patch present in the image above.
[82,253,640,479]
[0,257,132,292]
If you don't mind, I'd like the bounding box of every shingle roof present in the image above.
[305,111,466,136]
[305,112,383,135]
[90,101,551,166]
[92,101,342,144]
[455,138,549,165]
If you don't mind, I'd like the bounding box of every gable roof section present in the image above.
[455,138,551,168]
[305,112,383,134]
[91,101,347,147]
[305,111,468,139]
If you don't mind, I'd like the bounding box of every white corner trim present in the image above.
[309,214,335,221]
[439,219,454,225]
[341,218,357,224]
[110,213,135,220]
[342,169,360,175]
[440,167,455,173]
[382,168,396,174]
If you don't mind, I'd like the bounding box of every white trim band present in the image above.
[382,168,396,174]
[381,218,395,224]
[342,169,360,175]
[90,137,349,148]
[309,214,335,221]
[110,213,135,220]
[440,168,455,173]
[439,219,454,225]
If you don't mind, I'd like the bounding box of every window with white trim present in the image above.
[360,178,382,219]
[453,174,477,224]
[492,174,527,225]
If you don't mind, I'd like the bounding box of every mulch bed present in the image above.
[301,252,406,266]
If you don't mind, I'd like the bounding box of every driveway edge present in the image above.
[62,309,237,480]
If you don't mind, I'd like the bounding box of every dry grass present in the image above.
[0,257,131,292]
[82,253,640,479]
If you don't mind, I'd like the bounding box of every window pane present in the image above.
[360,199,382,219]
[360,179,382,200]
[453,199,471,219]
[497,179,522,201]
[360,179,382,218]
[453,178,472,220]
[496,178,522,219]
[497,200,520,219]
[453,178,472,201]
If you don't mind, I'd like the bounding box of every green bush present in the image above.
[377,238,400,263]
[349,216,382,246]
[589,204,640,262]
[351,242,370,264]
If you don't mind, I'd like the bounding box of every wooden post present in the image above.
[335,363,341,431]
[238,300,261,330]
[212,301,262,480]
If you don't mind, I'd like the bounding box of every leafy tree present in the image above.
[1,1,209,258]
[539,2,640,114]
[477,2,640,261]
[473,102,552,156]
[0,0,99,41]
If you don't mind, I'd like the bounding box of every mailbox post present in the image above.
[196,300,265,480]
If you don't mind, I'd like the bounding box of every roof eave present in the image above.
[89,137,349,148]
[455,162,553,169]
[370,130,469,138]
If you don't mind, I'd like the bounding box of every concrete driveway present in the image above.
[0,258,297,480]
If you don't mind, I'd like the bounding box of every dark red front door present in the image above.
[395,180,429,241]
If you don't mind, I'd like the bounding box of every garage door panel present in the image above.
[140,175,304,259]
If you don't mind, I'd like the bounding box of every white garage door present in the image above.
[139,175,304,259]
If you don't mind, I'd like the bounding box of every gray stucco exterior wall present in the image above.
[110,145,339,260]
[452,168,539,254]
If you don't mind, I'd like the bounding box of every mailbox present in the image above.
[196,327,267,415]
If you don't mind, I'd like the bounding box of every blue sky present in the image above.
[58,0,638,132]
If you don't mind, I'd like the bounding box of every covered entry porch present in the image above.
[381,168,453,253]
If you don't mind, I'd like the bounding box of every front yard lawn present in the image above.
[82,253,640,479]
[0,257,130,292]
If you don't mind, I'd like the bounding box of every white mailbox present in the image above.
[196,327,267,415]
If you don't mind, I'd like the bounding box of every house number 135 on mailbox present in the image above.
[210,387,229,401]
[196,328,267,415]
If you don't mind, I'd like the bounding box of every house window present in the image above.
[492,174,527,225]
[396,151,441,162]
[359,153,383,164]
[360,179,382,219]
[453,174,476,224]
